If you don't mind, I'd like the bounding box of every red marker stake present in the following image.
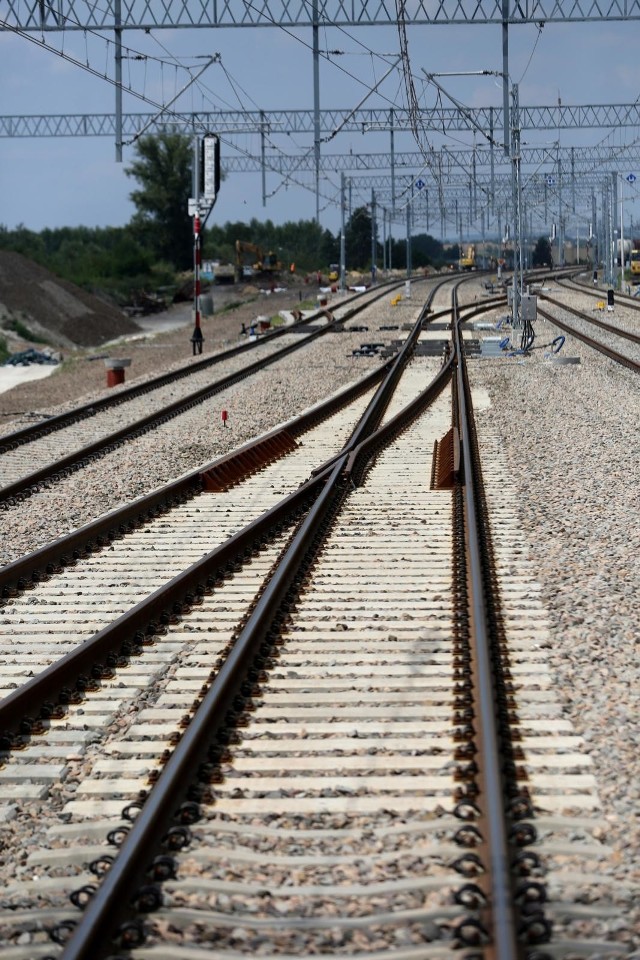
[221,410,228,428]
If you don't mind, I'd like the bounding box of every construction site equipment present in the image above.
[212,261,235,284]
[235,241,282,283]
[458,244,477,271]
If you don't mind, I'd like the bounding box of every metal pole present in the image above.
[513,85,524,313]
[472,148,477,221]
[544,180,548,223]
[390,109,396,218]
[340,173,346,292]
[406,196,411,285]
[260,110,267,207]
[191,137,204,355]
[606,182,613,285]
[490,107,495,214]
[382,208,387,274]
[192,211,203,355]
[501,0,510,156]
[312,0,320,224]
[592,193,598,272]
[557,153,563,266]
[620,175,625,289]
[371,188,377,284]
[114,0,122,162]
[509,84,520,326]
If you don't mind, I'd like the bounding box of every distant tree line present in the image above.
[0,131,458,302]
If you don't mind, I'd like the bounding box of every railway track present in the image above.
[0,282,629,960]
[0,281,412,508]
[561,275,640,313]
[486,274,640,373]
[536,286,640,373]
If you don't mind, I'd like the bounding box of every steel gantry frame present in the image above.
[2,2,638,293]
[3,104,640,138]
[4,1,640,28]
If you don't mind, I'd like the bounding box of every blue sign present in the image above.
[415,179,426,190]
[626,173,636,183]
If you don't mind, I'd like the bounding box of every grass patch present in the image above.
[7,316,52,345]
[217,297,257,314]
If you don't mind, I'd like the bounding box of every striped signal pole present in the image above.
[191,210,204,355]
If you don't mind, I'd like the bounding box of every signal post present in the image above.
[189,133,220,355]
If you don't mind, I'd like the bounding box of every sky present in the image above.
[1,11,640,242]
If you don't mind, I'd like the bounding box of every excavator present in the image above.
[235,241,282,283]
[458,244,477,271]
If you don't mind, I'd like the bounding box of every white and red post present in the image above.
[191,211,204,355]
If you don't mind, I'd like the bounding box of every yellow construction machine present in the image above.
[235,241,282,283]
[458,244,477,271]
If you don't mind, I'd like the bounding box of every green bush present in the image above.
[8,317,51,344]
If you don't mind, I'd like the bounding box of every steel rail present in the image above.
[538,306,640,373]
[0,282,504,599]
[340,285,508,483]
[0,457,327,748]
[0,322,331,505]
[0,281,409,507]
[0,359,390,599]
[561,276,640,311]
[47,290,445,960]
[0,283,385,454]
[452,289,520,959]
[540,293,640,345]
[2,272,484,601]
[0,282,440,742]
[57,453,353,960]
[0,323,291,453]
[306,295,505,483]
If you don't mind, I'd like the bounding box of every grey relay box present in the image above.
[521,294,537,321]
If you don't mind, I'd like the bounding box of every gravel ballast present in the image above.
[0,278,638,949]
[471,315,639,948]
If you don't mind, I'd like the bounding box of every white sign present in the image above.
[188,198,213,217]
[202,135,220,202]
[546,176,555,186]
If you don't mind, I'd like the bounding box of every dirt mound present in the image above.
[0,251,142,348]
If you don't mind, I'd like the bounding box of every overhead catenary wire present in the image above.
[7,3,639,236]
